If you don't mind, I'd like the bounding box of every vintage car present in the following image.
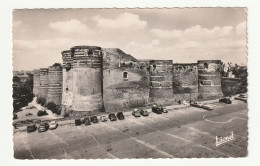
[75,119,81,126]
[161,107,168,113]
[202,104,214,111]
[37,110,48,116]
[27,124,37,133]
[25,113,33,116]
[38,122,49,132]
[132,109,141,117]
[84,117,91,125]
[49,121,58,130]
[140,109,149,116]
[116,112,125,120]
[90,116,99,123]
[100,115,107,122]
[234,94,247,103]
[219,97,232,104]
[152,105,163,114]
[13,113,18,120]
[190,102,203,108]
[109,113,117,121]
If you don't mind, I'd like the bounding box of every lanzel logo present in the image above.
[216,131,235,147]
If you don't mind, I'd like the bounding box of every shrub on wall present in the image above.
[36,96,46,106]
[46,102,61,115]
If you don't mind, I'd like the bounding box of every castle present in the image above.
[32,45,223,116]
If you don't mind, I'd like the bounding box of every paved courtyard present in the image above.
[13,100,248,159]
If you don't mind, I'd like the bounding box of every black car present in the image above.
[84,117,91,125]
[109,113,117,121]
[140,109,149,116]
[38,122,49,132]
[152,105,162,114]
[80,118,86,124]
[13,113,18,120]
[219,97,232,104]
[27,124,37,133]
[25,113,33,116]
[116,112,125,120]
[37,110,48,116]
[90,116,99,123]
[75,119,81,126]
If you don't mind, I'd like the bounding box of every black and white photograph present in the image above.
[12,8,248,159]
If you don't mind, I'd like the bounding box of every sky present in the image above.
[12,8,247,71]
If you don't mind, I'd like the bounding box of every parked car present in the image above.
[84,117,91,125]
[100,115,107,122]
[219,97,232,104]
[109,113,117,121]
[202,104,214,111]
[37,110,48,116]
[152,105,162,114]
[27,124,37,133]
[190,102,203,108]
[38,122,49,132]
[161,107,168,113]
[235,94,247,103]
[132,109,141,117]
[116,112,125,120]
[90,116,99,123]
[49,121,58,130]
[140,109,149,116]
[13,113,18,120]
[25,113,33,116]
[80,118,86,124]
[75,119,81,126]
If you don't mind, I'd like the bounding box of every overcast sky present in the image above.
[13,8,247,71]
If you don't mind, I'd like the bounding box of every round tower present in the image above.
[39,68,49,99]
[71,46,103,112]
[61,50,73,110]
[149,60,174,105]
[198,60,223,100]
[33,69,40,96]
[47,63,63,105]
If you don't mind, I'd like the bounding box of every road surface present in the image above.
[13,100,248,159]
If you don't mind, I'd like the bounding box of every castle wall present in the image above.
[71,46,103,112]
[198,60,223,100]
[46,64,63,105]
[102,48,149,112]
[33,69,40,96]
[149,60,174,105]
[39,68,49,99]
[173,63,198,101]
[103,67,149,112]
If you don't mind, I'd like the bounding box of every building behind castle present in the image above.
[32,45,224,116]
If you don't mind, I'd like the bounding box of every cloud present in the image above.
[12,38,119,70]
[235,21,247,36]
[49,19,93,34]
[92,13,147,30]
[150,25,234,40]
